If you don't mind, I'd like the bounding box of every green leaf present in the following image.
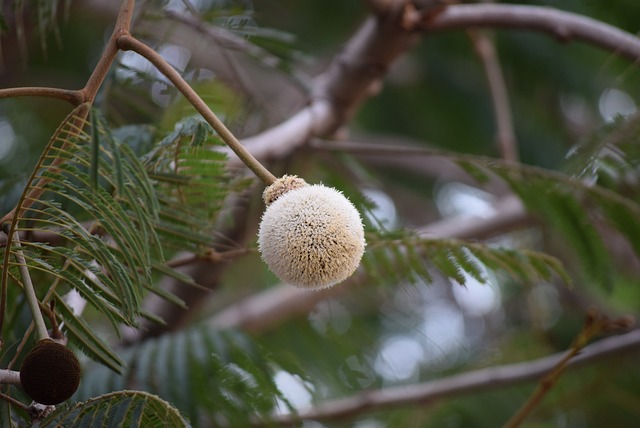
[0,105,170,372]
[364,230,570,287]
[40,390,190,428]
[76,327,286,427]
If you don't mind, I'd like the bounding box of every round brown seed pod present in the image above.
[20,339,81,405]
[262,175,308,206]
[258,184,366,289]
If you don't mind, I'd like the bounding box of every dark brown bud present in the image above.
[20,339,81,405]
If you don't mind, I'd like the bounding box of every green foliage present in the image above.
[0,107,245,373]
[76,327,289,427]
[457,117,640,289]
[40,390,190,428]
[363,230,570,287]
[143,116,251,255]
[1,104,162,371]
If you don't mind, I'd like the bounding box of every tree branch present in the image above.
[232,3,640,167]
[0,369,20,385]
[422,4,640,62]
[232,2,420,162]
[260,328,640,425]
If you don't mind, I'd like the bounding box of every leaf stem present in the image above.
[11,233,49,342]
[116,34,277,185]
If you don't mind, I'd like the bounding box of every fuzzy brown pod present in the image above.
[258,179,366,290]
[20,339,81,405]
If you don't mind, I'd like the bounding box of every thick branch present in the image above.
[423,4,640,62]
[235,4,640,165]
[235,3,420,161]
[0,369,20,385]
[262,328,640,424]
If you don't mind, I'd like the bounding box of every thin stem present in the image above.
[11,233,48,342]
[0,391,29,412]
[116,34,277,185]
[469,29,518,162]
[0,87,84,105]
[503,311,627,428]
[7,323,34,371]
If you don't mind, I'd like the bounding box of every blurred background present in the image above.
[1,0,640,426]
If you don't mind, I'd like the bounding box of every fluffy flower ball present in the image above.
[258,180,366,289]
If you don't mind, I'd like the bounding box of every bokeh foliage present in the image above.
[0,0,640,426]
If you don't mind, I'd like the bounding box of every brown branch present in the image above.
[234,4,640,166]
[258,328,640,425]
[469,29,518,162]
[504,311,634,427]
[80,0,136,103]
[116,34,276,185]
[309,138,513,195]
[0,87,84,105]
[422,4,640,62]
[210,282,345,333]
[0,0,135,106]
[233,2,420,162]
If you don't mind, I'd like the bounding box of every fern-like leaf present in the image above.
[364,231,571,287]
[0,105,165,371]
[39,390,190,428]
[76,326,289,427]
[144,117,251,256]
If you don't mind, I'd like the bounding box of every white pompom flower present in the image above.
[258,177,366,290]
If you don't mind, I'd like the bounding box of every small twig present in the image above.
[116,34,277,186]
[164,248,252,270]
[7,323,34,371]
[503,309,634,427]
[0,390,29,412]
[11,233,48,342]
[469,29,518,162]
[81,0,135,103]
